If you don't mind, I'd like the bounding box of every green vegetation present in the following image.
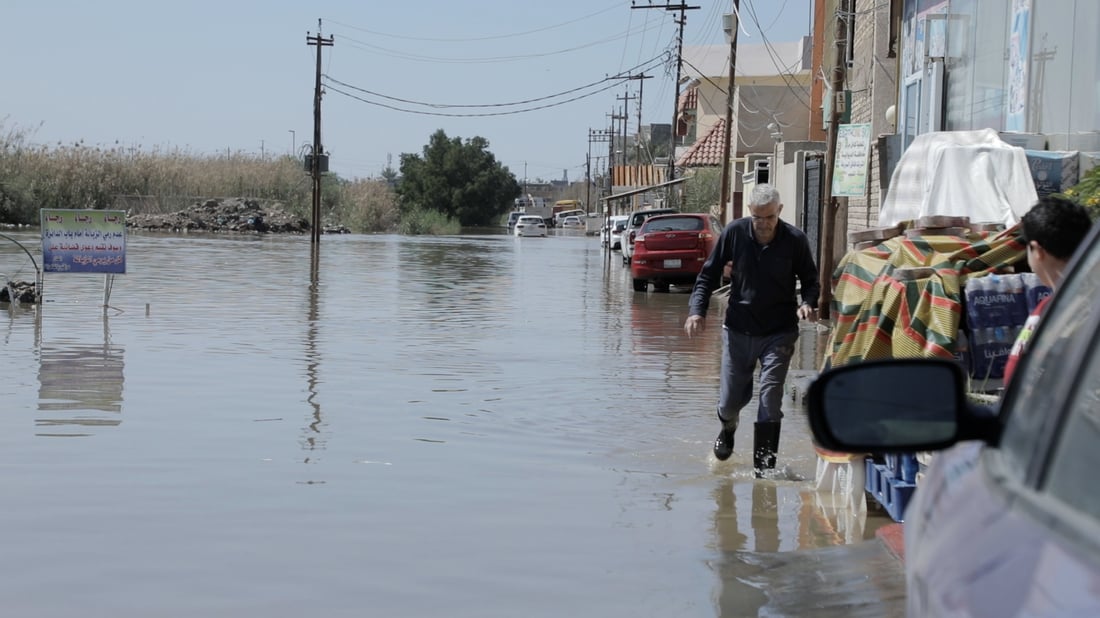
[396,129,521,227]
[1060,164,1100,220]
[1,122,526,235]
[0,120,396,233]
[398,208,462,235]
[681,167,722,216]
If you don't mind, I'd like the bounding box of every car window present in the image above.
[642,216,703,232]
[1042,328,1100,522]
[999,232,1100,482]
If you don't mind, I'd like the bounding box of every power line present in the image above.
[325,80,627,117]
[332,21,667,65]
[322,54,667,110]
[323,2,630,43]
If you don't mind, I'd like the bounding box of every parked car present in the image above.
[621,207,679,265]
[600,215,629,250]
[559,215,585,230]
[629,213,722,292]
[513,215,547,237]
[505,211,524,231]
[806,220,1100,617]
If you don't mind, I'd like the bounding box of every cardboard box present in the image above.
[1026,150,1080,197]
[998,132,1047,150]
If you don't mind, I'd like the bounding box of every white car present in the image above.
[559,216,585,230]
[513,215,546,237]
[601,215,629,250]
[807,220,1100,617]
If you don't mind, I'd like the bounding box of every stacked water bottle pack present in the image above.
[962,273,1051,380]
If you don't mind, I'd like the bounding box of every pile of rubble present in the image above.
[126,198,349,234]
[1,280,37,304]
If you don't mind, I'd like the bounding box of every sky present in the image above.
[1,0,813,183]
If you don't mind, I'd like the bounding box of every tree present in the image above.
[682,167,721,216]
[397,130,521,226]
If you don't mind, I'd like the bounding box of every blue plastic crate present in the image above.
[882,453,919,483]
[882,474,917,522]
[866,462,918,522]
[883,453,899,475]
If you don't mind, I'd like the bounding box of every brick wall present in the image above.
[843,0,898,238]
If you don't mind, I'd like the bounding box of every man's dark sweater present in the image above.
[688,217,820,336]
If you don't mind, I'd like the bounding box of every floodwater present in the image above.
[0,229,904,617]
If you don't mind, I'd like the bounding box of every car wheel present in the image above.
[632,278,647,292]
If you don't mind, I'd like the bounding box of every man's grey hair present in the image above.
[749,183,780,208]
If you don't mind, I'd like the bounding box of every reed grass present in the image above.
[0,120,398,232]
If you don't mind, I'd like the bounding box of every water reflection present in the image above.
[0,232,902,616]
[37,316,124,437]
[299,244,326,480]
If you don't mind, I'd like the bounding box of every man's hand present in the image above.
[797,304,817,322]
[684,315,706,338]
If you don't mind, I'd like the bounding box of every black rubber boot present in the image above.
[753,421,781,475]
[713,417,738,461]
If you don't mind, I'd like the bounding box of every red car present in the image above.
[629,213,723,292]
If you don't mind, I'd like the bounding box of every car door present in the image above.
[907,228,1100,617]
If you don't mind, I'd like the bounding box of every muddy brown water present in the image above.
[0,229,903,617]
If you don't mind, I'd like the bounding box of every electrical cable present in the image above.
[325,79,626,117]
[322,53,667,110]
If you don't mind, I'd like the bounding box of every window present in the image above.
[1000,234,1100,482]
[1043,331,1100,522]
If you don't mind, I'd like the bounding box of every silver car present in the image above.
[620,207,678,265]
[807,221,1100,617]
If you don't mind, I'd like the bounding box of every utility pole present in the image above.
[718,0,741,223]
[306,19,334,246]
[616,91,637,164]
[632,2,699,208]
[589,127,613,262]
[818,1,849,319]
[608,110,627,211]
[626,74,652,165]
[585,152,592,213]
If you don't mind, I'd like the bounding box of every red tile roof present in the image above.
[676,118,728,168]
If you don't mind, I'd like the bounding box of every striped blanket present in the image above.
[827,225,1026,368]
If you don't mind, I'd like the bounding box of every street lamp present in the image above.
[289,130,296,155]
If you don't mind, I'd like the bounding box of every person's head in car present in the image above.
[1021,195,1093,289]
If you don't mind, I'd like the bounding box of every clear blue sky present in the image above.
[1,0,812,183]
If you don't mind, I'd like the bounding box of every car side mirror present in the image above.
[807,358,1000,453]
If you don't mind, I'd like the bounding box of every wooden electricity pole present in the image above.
[632,2,699,207]
[818,2,849,319]
[718,0,741,223]
[306,20,333,246]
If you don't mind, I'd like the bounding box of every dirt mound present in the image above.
[126,198,348,234]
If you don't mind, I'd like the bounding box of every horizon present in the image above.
[1,1,813,184]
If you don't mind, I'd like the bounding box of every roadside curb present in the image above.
[875,523,906,563]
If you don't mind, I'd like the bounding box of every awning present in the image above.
[599,176,688,202]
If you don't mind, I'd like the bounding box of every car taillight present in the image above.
[698,232,713,240]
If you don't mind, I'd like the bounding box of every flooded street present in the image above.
[0,229,903,617]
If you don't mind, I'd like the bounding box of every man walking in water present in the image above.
[684,184,820,474]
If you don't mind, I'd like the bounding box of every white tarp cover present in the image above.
[878,129,1038,227]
